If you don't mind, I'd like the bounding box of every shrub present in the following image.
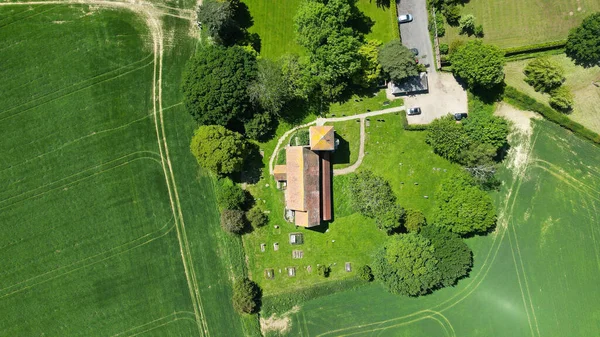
[549,86,574,112]
[357,265,374,282]
[523,57,565,92]
[436,14,445,37]
[232,278,261,314]
[290,129,309,146]
[459,14,475,35]
[443,4,461,26]
[375,204,405,234]
[420,225,473,287]
[220,209,246,234]
[246,206,268,229]
[317,265,331,278]
[450,40,505,88]
[448,39,465,56]
[503,40,566,56]
[474,24,484,38]
[217,182,247,210]
[347,171,397,218]
[439,43,449,55]
[426,115,471,163]
[404,209,427,233]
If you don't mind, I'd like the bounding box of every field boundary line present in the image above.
[0,4,59,29]
[111,311,196,337]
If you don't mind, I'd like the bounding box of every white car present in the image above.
[398,14,413,23]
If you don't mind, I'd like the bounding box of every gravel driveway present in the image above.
[397,0,435,72]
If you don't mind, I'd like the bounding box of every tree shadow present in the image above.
[372,0,390,9]
[232,142,265,185]
[348,4,374,35]
[233,1,253,29]
[470,81,506,104]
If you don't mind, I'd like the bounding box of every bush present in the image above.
[549,86,574,112]
[357,265,374,282]
[459,14,475,35]
[220,209,246,234]
[290,129,309,146]
[474,24,484,38]
[404,208,427,233]
[450,40,505,88]
[375,204,405,234]
[317,265,331,278]
[347,171,397,218]
[436,14,445,37]
[442,4,461,26]
[420,225,473,287]
[439,43,449,55]
[246,206,268,229]
[232,278,261,314]
[217,181,247,210]
[426,115,471,163]
[503,40,566,56]
[523,57,565,92]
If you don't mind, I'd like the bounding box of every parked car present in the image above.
[408,107,422,115]
[398,14,413,23]
[410,48,419,56]
[454,112,468,121]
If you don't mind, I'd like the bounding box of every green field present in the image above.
[278,119,600,336]
[244,0,399,59]
[0,4,255,336]
[504,54,600,134]
[439,0,600,48]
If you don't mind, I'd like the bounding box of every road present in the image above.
[397,0,435,73]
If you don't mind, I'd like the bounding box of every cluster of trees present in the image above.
[216,179,269,235]
[458,14,483,37]
[232,277,261,314]
[524,57,573,112]
[565,12,600,67]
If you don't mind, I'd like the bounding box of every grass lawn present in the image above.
[327,89,404,117]
[438,0,600,49]
[244,0,399,59]
[504,54,600,134]
[0,6,255,336]
[284,119,600,337]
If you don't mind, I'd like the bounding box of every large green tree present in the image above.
[248,58,290,116]
[450,40,505,88]
[462,110,509,150]
[347,171,397,218]
[190,125,247,177]
[432,172,496,236]
[378,40,419,82]
[523,57,565,93]
[232,278,261,314]
[197,0,239,45]
[426,114,472,163]
[375,204,405,234]
[355,39,383,87]
[373,233,441,296]
[182,45,257,127]
[421,225,472,287]
[220,209,246,234]
[565,12,600,66]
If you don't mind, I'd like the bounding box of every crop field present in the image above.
[504,54,600,134]
[439,0,600,48]
[0,4,254,336]
[244,0,399,59]
[277,119,600,336]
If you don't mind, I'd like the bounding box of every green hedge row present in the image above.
[503,86,600,144]
[400,110,429,130]
[260,279,364,317]
[503,40,566,56]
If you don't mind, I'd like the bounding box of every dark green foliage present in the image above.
[372,234,441,296]
[459,14,475,35]
[432,172,496,236]
[232,278,261,314]
[190,125,248,177]
[375,204,405,234]
[439,43,449,55]
[197,0,237,45]
[426,115,471,163]
[217,181,247,210]
[504,86,600,144]
[450,40,505,89]
[549,86,574,112]
[248,58,290,116]
[182,45,257,127]
[503,40,566,56]
[379,40,419,82]
[474,24,484,38]
[565,12,600,66]
[246,207,268,229]
[244,111,277,141]
[317,265,331,278]
[404,208,427,233]
[220,209,246,234]
[280,54,317,101]
[420,225,472,287]
[442,4,461,26]
[357,265,374,282]
[347,171,397,218]
[463,110,509,149]
[524,57,565,92]
[436,13,445,37]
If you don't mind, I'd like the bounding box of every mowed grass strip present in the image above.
[0,6,201,336]
[439,0,600,48]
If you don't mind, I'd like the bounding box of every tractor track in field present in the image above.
[0,1,209,336]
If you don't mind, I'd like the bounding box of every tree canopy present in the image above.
[248,58,290,116]
[432,172,497,236]
[216,181,247,210]
[220,209,246,234]
[232,278,261,314]
[355,39,383,87]
[524,57,565,93]
[378,40,419,82]
[182,45,257,128]
[197,0,238,45]
[420,225,472,287]
[549,86,574,112]
[404,208,427,233]
[190,125,247,177]
[246,206,268,229]
[462,110,509,150]
[373,233,441,296]
[450,40,505,88]
[375,204,405,234]
[426,114,471,163]
[347,171,397,218]
[565,12,600,66]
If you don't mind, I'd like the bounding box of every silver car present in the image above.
[398,14,413,23]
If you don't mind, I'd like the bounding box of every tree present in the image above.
[246,206,268,229]
[474,24,484,38]
[442,4,461,25]
[220,209,246,234]
[182,45,257,127]
[197,0,237,45]
[378,40,419,82]
[450,40,505,88]
[523,57,565,92]
[232,277,261,314]
[372,233,441,296]
[375,204,405,234]
[462,110,509,150]
[355,39,383,87]
[248,58,290,116]
[420,225,472,287]
[549,86,574,112]
[565,12,600,66]
[216,181,247,210]
[404,209,427,233]
[458,14,475,35]
[426,115,471,163]
[347,171,397,218]
[244,111,277,141]
[432,172,496,236]
[280,54,317,101]
[357,265,374,282]
[190,125,247,177]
